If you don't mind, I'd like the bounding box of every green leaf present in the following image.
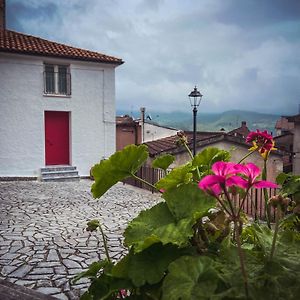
[91,144,149,198]
[124,202,194,252]
[192,147,230,173]
[73,260,110,283]
[276,172,288,185]
[163,183,215,221]
[152,154,175,171]
[87,274,132,300]
[112,244,181,287]
[155,164,194,191]
[162,256,219,300]
[86,219,100,232]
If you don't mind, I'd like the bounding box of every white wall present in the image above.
[0,53,117,177]
[142,122,178,142]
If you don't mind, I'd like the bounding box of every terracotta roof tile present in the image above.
[0,29,123,65]
[144,131,223,156]
[144,131,284,157]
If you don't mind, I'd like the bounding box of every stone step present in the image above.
[40,166,79,182]
[41,166,76,173]
[42,175,80,182]
[41,170,79,178]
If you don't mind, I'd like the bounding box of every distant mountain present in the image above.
[116,109,280,134]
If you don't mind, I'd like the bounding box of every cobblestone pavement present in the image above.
[0,180,161,299]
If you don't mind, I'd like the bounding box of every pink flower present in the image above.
[236,163,278,189]
[198,162,247,197]
[246,130,276,159]
[199,162,278,197]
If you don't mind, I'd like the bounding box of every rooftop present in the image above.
[116,115,138,126]
[144,131,284,157]
[275,117,294,131]
[0,29,123,65]
[228,121,250,138]
[144,132,224,157]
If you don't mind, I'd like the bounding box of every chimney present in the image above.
[0,0,5,30]
[241,121,247,127]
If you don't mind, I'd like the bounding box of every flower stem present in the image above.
[238,149,257,164]
[234,219,249,298]
[223,187,236,217]
[270,208,281,260]
[182,141,201,180]
[216,198,232,216]
[98,222,111,262]
[262,159,271,228]
[131,174,160,192]
[237,187,251,216]
[182,141,194,160]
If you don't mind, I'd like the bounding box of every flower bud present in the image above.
[268,195,280,208]
[176,131,188,145]
[293,204,300,215]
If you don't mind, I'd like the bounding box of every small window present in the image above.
[44,64,71,95]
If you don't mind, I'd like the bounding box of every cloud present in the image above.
[5,0,300,115]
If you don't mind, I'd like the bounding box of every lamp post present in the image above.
[188,86,203,156]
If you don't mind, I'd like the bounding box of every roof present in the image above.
[144,131,223,157]
[285,113,300,123]
[228,121,250,138]
[0,29,123,65]
[144,131,283,157]
[275,117,294,131]
[116,115,139,126]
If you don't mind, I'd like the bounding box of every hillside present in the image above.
[117,109,280,134]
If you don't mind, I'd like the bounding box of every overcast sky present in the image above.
[6,0,300,115]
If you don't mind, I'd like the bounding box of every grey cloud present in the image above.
[7,0,60,32]
[217,0,300,28]
[5,0,300,115]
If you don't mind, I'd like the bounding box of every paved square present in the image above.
[0,180,160,299]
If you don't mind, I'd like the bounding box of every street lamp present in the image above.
[188,86,203,156]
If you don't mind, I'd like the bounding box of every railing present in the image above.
[122,165,279,222]
[123,166,165,193]
[43,71,71,96]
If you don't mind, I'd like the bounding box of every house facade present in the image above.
[116,115,141,151]
[274,113,300,174]
[0,27,123,178]
[285,114,300,175]
[116,109,179,151]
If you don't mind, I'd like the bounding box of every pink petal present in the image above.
[253,180,278,189]
[198,175,224,190]
[233,163,247,174]
[244,163,260,180]
[210,184,222,196]
[212,162,238,176]
[226,176,248,189]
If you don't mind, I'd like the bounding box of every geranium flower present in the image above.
[246,130,276,160]
[235,163,278,189]
[198,162,247,197]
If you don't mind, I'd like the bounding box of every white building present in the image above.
[142,122,179,142]
[0,13,123,178]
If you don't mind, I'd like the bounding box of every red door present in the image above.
[45,111,70,165]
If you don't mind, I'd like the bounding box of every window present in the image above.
[44,64,71,95]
